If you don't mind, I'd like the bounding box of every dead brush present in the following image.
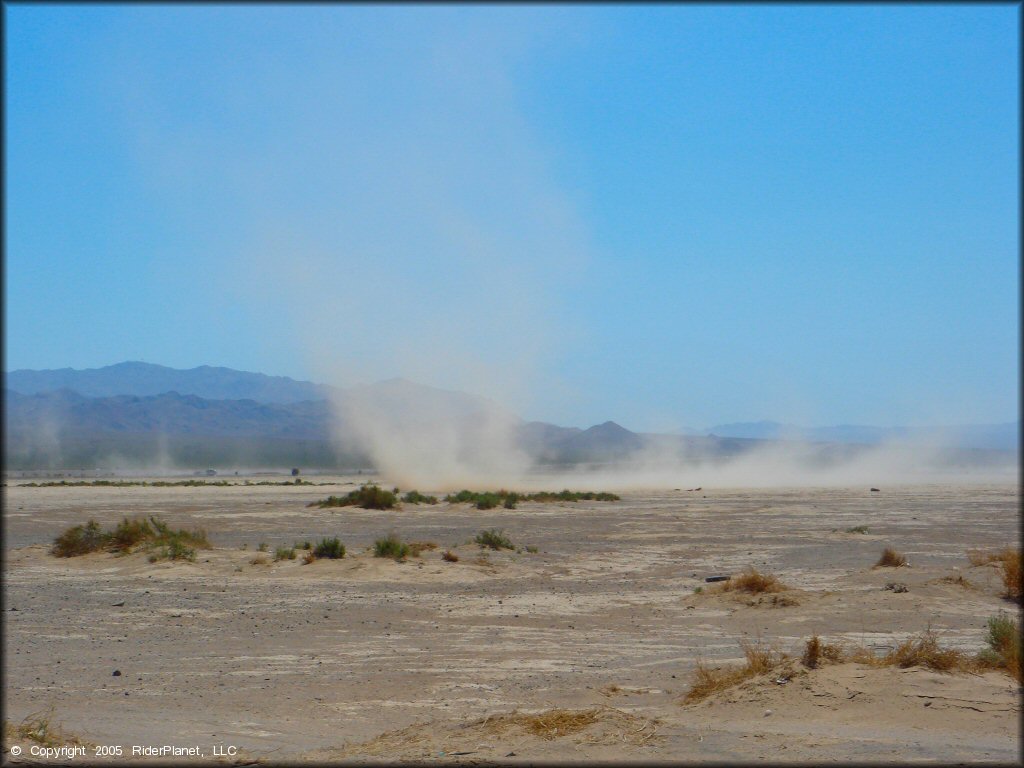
[682,638,786,704]
[475,706,659,745]
[441,550,459,562]
[967,548,1007,567]
[407,541,438,558]
[875,547,907,568]
[999,549,1022,601]
[883,631,974,672]
[965,548,1020,601]
[301,550,316,565]
[716,567,787,595]
[5,710,83,748]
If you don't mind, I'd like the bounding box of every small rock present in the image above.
[112,670,122,677]
[764,709,772,717]
[870,488,880,492]
[112,601,125,607]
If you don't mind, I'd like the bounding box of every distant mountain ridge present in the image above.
[3,362,1018,469]
[702,420,1020,452]
[5,361,333,404]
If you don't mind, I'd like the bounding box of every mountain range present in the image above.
[3,362,1018,470]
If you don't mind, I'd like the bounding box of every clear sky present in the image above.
[5,4,1019,431]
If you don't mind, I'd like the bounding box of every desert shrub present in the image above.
[7,711,82,748]
[402,490,439,505]
[52,520,109,557]
[682,639,785,704]
[257,542,268,552]
[718,567,786,594]
[474,493,501,510]
[980,612,1021,681]
[302,550,316,565]
[442,550,459,562]
[475,528,514,550]
[968,548,1006,566]
[407,541,438,557]
[845,525,869,534]
[313,537,345,559]
[249,554,269,566]
[149,537,196,562]
[999,550,1022,601]
[885,631,971,672]
[275,546,297,561]
[802,636,844,668]
[312,485,397,510]
[302,541,312,550]
[109,517,154,552]
[374,534,410,560]
[875,547,907,568]
[524,544,538,553]
[147,517,209,549]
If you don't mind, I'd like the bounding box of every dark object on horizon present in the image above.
[291,468,300,476]
[686,487,702,491]
[205,469,217,476]
[870,487,880,492]
[705,575,730,583]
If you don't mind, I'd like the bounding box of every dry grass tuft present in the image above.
[875,547,907,568]
[682,639,786,703]
[967,548,1006,567]
[475,707,660,746]
[966,548,1020,601]
[407,541,438,558]
[936,572,973,589]
[250,554,269,566]
[716,567,787,595]
[1000,550,1022,601]
[5,711,84,748]
[441,550,459,562]
[884,632,972,672]
[301,550,316,565]
[340,706,659,757]
[977,612,1022,682]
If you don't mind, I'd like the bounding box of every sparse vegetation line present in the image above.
[51,516,210,562]
[445,489,620,509]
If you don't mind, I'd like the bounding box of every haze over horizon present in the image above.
[6,5,1019,434]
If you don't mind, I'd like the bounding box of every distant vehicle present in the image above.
[205,469,217,476]
[291,468,300,476]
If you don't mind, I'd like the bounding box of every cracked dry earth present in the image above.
[3,477,1020,763]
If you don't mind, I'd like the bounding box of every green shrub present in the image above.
[109,517,154,552]
[314,537,345,559]
[475,493,501,510]
[257,542,268,552]
[52,520,109,557]
[846,525,869,534]
[149,537,196,562]
[312,485,398,510]
[374,533,410,560]
[275,546,297,561]
[475,529,514,550]
[402,490,439,505]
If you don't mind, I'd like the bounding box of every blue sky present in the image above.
[5,4,1019,431]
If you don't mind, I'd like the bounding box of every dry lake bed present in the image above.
[2,477,1020,763]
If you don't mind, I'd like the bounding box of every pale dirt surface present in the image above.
[2,477,1021,763]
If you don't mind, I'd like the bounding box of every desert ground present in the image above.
[2,476,1020,763]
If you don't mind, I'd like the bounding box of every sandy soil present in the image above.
[2,477,1020,763]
